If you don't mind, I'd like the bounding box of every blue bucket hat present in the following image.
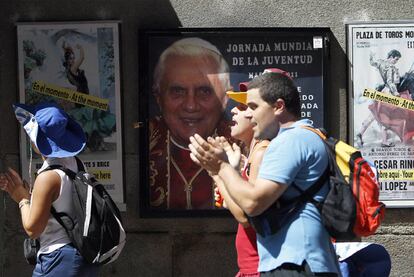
[13,102,86,158]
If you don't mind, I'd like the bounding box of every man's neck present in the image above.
[170,136,190,150]
[279,113,299,128]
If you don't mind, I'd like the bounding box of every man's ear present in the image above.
[153,90,161,106]
[153,90,163,113]
[273,98,286,114]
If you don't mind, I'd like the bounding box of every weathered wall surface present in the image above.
[1,0,413,276]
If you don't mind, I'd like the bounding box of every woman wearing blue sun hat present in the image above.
[0,102,99,277]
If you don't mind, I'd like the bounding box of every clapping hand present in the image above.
[189,134,242,174]
[189,134,226,174]
[215,136,241,170]
[0,168,30,203]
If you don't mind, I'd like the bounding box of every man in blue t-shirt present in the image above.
[189,70,340,276]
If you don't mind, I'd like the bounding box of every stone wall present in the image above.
[1,1,413,276]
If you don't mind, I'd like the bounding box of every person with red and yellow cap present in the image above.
[213,80,269,276]
[212,68,292,276]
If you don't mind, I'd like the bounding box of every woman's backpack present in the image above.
[45,157,126,264]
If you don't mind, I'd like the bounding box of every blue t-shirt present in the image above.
[257,119,340,274]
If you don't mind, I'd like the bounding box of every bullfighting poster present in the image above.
[347,21,414,207]
[139,28,330,216]
[17,21,124,209]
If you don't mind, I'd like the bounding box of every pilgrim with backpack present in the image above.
[0,102,125,277]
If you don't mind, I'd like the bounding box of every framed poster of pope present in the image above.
[138,27,331,217]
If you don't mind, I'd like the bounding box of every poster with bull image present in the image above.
[16,21,124,209]
[139,28,331,216]
[347,22,414,207]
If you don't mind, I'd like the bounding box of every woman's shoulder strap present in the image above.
[247,140,270,163]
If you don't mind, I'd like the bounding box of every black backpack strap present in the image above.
[42,158,81,230]
[74,156,85,172]
[35,164,64,178]
[37,161,78,180]
[277,126,331,206]
[55,166,77,180]
[42,165,63,171]
[290,126,334,205]
[50,206,72,231]
[289,166,330,204]
[36,165,71,230]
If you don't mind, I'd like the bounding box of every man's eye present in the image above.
[169,87,186,96]
[196,86,213,97]
[248,104,257,110]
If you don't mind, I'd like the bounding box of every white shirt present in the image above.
[36,157,78,255]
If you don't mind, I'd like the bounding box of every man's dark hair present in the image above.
[387,49,401,59]
[248,73,301,118]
